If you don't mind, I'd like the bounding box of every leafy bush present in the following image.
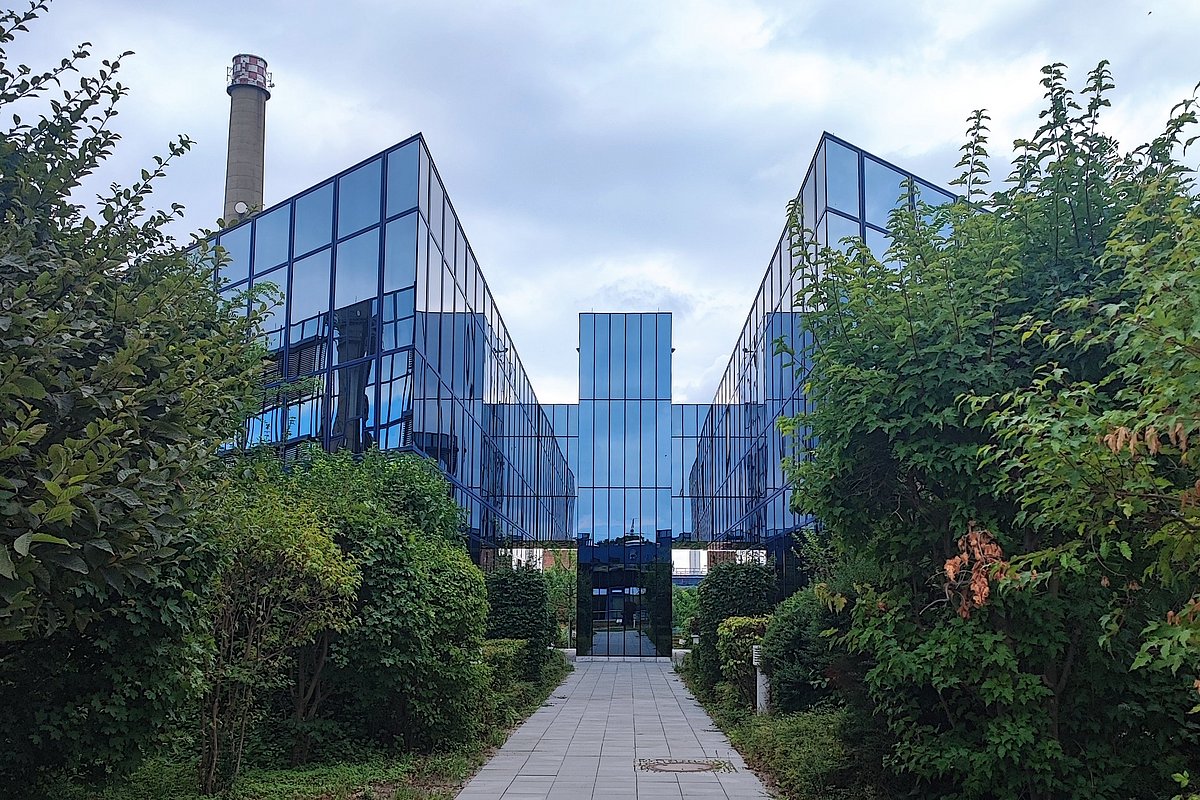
[672,585,698,635]
[693,562,776,692]
[485,564,554,679]
[762,588,837,712]
[716,616,768,708]
[730,709,870,800]
[330,523,489,751]
[198,456,360,793]
[785,63,1200,797]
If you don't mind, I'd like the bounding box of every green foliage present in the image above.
[785,62,1200,798]
[0,2,266,641]
[0,552,210,791]
[716,616,768,708]
[672,585,698,635]
[198,454,360,793]
[543,561,577,648]
[762,588,837,712]
[485,563,554,679]
[692,562,776,691]
[728,710,867,800]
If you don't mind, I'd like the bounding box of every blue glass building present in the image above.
[213,133,574,563]
[215,131,952,657]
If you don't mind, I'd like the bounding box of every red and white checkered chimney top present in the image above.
[227,54,272,99]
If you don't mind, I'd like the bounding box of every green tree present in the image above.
[0,3,266,788]
[284,449,489,755]
[0,2,264,639]
[198,455,358,794]
[544,558,578,647]
[786,63,1200,798]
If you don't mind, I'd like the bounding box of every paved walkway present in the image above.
[456,661,772,799]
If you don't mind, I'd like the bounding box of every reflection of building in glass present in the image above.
[214,134,573,560]
[214,130,952,658]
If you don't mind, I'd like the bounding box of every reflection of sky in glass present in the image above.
[217,223,251,285]
[338,158,382,238]
[294,183,333,256]
[253,204,291,273]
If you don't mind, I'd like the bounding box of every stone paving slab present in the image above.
[456,661,772,799]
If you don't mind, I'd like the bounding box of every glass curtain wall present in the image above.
[575,313,672,657]
[689,133,956,593]
[215,133,573,562]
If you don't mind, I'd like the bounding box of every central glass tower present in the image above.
[575,313,673,658]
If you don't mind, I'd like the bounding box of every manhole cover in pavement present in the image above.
[636,758,735,773]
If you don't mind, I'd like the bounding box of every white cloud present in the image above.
[18,0,1200,408]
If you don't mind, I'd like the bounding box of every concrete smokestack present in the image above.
[223,54,272,224]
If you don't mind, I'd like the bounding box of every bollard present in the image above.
[751,644,768,714]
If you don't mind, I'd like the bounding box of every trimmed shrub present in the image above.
[693,562,776,692]
[486,564,554,679]
[717,616,769,708]
[761,587,837,712]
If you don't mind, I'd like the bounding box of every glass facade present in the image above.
[215,131,953,658]
[688,133,956,593]
[217,134,573,560]
[572,313,672,658]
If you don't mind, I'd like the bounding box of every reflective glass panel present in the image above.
[334,228,379,310]
[294,183,333,256]
[329,360,377,453]
[253,205,291,273]
[826,140,860,217]
[625,316,641,398]
[217,223,251,285]
[338,158,382,238]
[288,247,331,362]
[864,157,908,228]
[386,141,419,217]
[384,213,417,292]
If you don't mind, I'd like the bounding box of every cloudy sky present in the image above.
[13,0,1200,403]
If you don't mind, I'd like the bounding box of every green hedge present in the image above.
[693,562,776,692]
[716,616,769,708]
[730,709,865,800]
[761,587,837,713]
[485,565,554,679]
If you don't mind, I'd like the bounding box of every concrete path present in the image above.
[456,661,772,799]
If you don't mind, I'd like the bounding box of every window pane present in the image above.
[329,360,377,453]
[579,314,595,399]
[386,141,419,217]
[217,223,251,285]
[383,212,417,292]
[251,264,287,351]
[864,157,908,228]
[253,205,290,273]
[656,313,671,400]
[334,228,379,310]
[338,158,382,238]
[827,212,861,253]
[609,315,625,399]
[288,248,331,370]
[826,139,860,217]
[593,315,610,398]
[294,183,333,256]
[625,315,641,398]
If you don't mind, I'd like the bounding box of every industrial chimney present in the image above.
[223,54,272,224]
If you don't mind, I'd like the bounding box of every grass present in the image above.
[45,652,573,800]
[677,660,885,800]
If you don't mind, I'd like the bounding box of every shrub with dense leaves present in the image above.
[691,562,776,691]
[716,616,768,708]
[486,564,554,679]
[761,587,838,713]
[785,63,1200,798]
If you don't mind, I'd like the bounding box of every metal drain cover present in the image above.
[636,758,735,773]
